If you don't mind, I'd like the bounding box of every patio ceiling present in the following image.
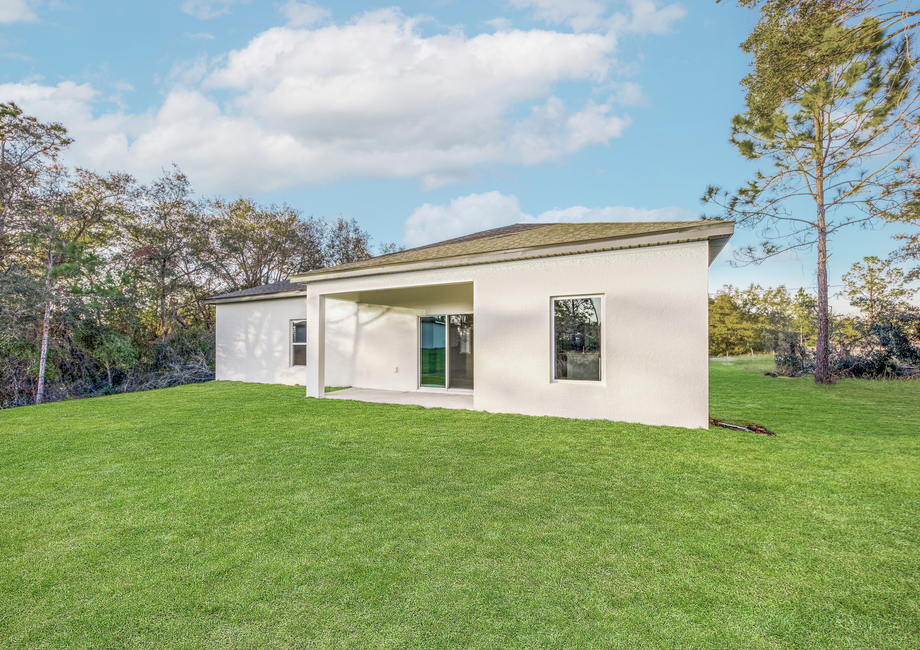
[324,281,473,312]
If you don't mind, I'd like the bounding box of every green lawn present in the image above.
[1,359,918,649]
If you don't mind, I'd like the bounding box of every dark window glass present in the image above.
[293,321,307,344]
[292,321,307,366]
[553,298,601,381]
[292,345,307,366]
[448,314,473,389]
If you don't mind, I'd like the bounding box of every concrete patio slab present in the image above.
[324,387,474,410]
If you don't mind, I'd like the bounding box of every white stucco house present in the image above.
[207,220,734,429]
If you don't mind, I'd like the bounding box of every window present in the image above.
[553,297,601,381]
[292,320,306,366]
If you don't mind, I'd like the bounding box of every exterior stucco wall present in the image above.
[215,297,308,386]
[305,242,710,429]
[325,300,421,391]
[215,295,428,391]
[472,244,709,428]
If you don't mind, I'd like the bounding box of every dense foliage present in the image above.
[0,103,397,408]
[709,284,818,357]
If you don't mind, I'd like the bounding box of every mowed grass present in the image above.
[1,360,918,649]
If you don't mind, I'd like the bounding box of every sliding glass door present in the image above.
[419,316,446,387]
[420,314,473,389]
[448,315,474,389]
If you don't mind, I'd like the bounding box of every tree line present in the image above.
[0,102,398,408]
[710,255,919,378]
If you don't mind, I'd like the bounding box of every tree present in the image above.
[735,283,802,351]
[324,217,373,266]
[0,102,72,268]
[378,241,407,255]
[892,227,920,282]
[93,331,138,390]
[26,168,133,404]
[703,4,920,383]
[791,287,819,345]
[204,198,326,292]
[724,2,920,118]
[708,289,761,356]
[0,106,399,408]
[840,255,916,322]
[121,167,204,339]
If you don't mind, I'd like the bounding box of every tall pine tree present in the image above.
[704,2,920,383]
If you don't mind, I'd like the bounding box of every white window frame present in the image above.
[550,294,604,383]
[291,320,307,367]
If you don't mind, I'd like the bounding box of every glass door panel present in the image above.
[448,314,474,389]
[419,316,446,387]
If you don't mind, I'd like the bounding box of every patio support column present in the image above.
[306,290,325,398]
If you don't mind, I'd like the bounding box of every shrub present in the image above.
[774,340,813,377]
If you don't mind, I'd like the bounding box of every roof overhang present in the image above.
[292,222,735,284]
[205,289,306,306]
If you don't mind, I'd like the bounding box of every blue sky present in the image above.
[1,0,912,309]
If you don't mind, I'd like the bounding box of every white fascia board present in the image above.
[205,290,306,305]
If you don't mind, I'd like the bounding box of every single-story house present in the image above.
[207,220,734,429]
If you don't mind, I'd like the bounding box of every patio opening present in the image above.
[318,281,474,398]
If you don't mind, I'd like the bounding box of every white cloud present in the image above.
[3,8,665,195]
[534,204,698,223]
[510,0,685,34]
[0,82,147,177]
[404,192,524,247]
[611,0,686,34]
[505,97,630,168]
[184,32,216,40]
[1,80,99,117]
[608,81,644,105]
[280,1,330,27]
[509,0,607,32]
[0,0,38,23]
[402,190,698,246]
[485,17,513,32]
[180,0,247,20]
[165,54,210,87]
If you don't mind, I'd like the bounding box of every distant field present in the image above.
[1,360,917,649]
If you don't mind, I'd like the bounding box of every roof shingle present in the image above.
[297,220,731,278]
[208,279,305,302]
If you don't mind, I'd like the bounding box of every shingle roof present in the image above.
[208,279,305,303]
[390,223,548,253]
[208,221,734,302]
[297,220,733,279]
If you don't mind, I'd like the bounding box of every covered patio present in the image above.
[307,281,476,399]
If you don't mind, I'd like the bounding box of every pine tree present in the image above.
[841,255,916,323]
[703,4,920,383]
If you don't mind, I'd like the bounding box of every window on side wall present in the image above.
[292,320,307,366]
[552,296,602,382]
